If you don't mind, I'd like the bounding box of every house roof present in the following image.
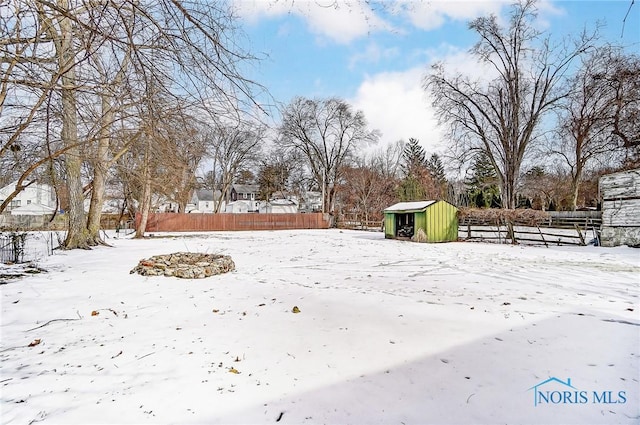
[384,200,437,212]
[226,200,253,207]
[194,189,221,202]
[232,184,259,193]
[270,198,297,206]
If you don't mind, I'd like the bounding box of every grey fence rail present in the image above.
[459,211,602,246]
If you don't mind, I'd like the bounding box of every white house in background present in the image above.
[259,198,298,214]
[300,191,322,212]
[0,181,57,213]
[230,184,259,202]
[83,198,121,214]
[187,189,224,213]
[10,203,56,216]
[225,200,259,214]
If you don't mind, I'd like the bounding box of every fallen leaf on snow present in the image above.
[292,306,300,313]
[228,367,240,374]
[91,310,99,316]
[28,339,41,347]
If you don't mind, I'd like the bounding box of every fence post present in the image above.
[536,226,549,248]
[506,220,516,244]
[574,224,586,246]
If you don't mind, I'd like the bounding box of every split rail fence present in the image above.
[458,211,602,246]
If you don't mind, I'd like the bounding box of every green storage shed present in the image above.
[384,200,458,242]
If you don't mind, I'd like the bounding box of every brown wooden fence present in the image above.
[137,212,331,232]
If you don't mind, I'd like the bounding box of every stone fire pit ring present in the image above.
[130,252,235,279]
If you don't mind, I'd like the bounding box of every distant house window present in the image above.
[27,200,32,205]
[10,200,21,208]
[243,193,247,199]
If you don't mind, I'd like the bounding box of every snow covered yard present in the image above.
[1,229,638,424]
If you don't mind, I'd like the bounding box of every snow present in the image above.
[1,229,639,424]
[384,200,436,212]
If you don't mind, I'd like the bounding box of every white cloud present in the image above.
[398,0,507,31]
[234,0,394,44]
[348,42,400,70]
[397,0,563,31]
[350,68,445,155]
[349,43,501,158]
[234,0,566,45]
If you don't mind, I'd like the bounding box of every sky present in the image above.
[232,0,640,158]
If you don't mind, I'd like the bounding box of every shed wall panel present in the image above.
[384,213,395,238]
[602,199,640,227]
[600,169,640,199]
[426,201,458,242]
[414,211,427,237]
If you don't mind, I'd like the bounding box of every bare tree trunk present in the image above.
[135,178,151,238]
[58,7,90,249]
[87,53,129,242]
[86,92,113,243]
[570,163,583,211]
[215,178,231,213]
[135,136,152,238]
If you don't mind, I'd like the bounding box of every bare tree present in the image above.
[208,123,264,213]
[278,97,379,214]
[257,149,296,201]
[549,47,635,210]
[373,139,405,181]
[599,49,640,160]
[424,0,595,209]
[2,0,264,247]
[340,157,399,225]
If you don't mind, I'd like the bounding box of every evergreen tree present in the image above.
[474,191,486,208]
[402,138,427,177]
[466,151,500,208]
[427,153,446,184]
[397,175,425,201]
[466,151,498,190]
[427,153,447,198]
[398,138,441,201]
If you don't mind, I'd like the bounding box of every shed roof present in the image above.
[384,200,437,212]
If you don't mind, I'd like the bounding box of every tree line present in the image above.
[1,0,638,249]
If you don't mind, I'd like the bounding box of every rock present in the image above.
[130,252,235,279]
